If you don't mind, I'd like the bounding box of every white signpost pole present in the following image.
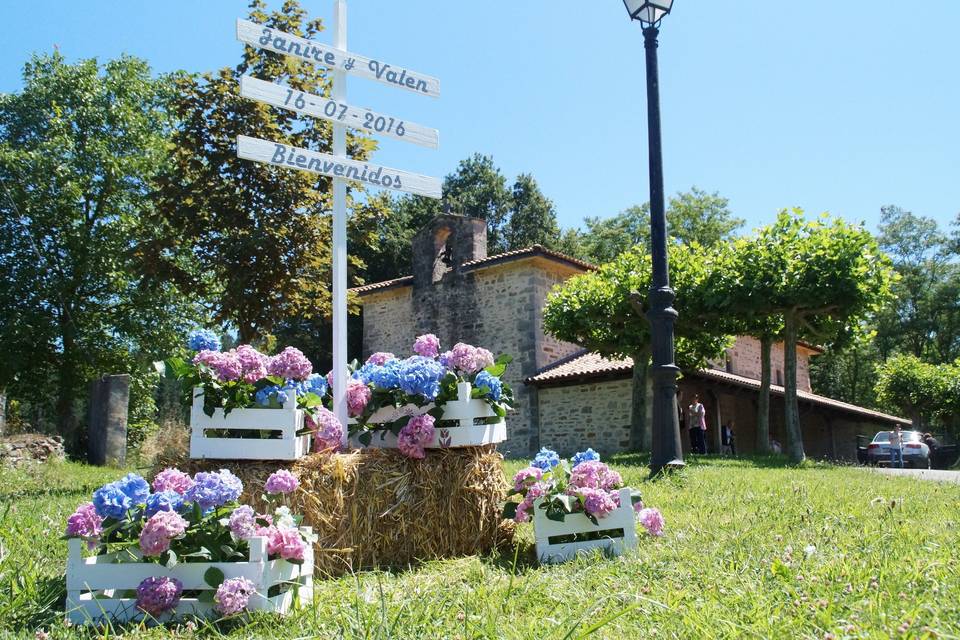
[331,0,348,444]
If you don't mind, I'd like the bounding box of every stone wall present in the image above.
[532,262,584,370]
[723,336,813,392]
[538,380,633,456]
[361,287,416,357]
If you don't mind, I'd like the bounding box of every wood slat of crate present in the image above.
[66,528,314,624]
[190,387,312,461]
[534,488,638,564]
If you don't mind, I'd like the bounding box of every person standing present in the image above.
[888,424,904,469]
[721,421,736,456]
[688,395,707,454]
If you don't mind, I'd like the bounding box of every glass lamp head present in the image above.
[622,0,674,24]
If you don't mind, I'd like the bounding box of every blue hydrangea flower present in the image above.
[571,448,600,468]
[397,356,444,400]
[474,371,503,402]
[255,385,281,406]
[531,447,561,471]
[368,359,402,390]
[304,373,328,397]
[144,490,185,517]
[92,483,133,520]
[184,470,244,511]
[116,473,150,504]
[187,328,221,352]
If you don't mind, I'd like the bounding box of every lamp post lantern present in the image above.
[622,0,685,476]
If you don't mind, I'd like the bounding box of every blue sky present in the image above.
[3,1,958,235]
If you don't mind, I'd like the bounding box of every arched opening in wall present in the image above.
[775,368,783,386]
[432,226,452,283]
[706,389,722,454]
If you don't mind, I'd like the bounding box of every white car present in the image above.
[866,430,931,469]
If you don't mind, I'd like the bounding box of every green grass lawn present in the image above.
[1,455,958,639]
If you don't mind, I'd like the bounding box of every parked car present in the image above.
[866,430,931,469]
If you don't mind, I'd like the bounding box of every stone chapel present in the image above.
[353,214,906,459]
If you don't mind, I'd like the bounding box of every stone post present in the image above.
[88,374,130,466]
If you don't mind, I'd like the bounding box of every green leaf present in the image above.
[358,431,373,447]
[165,550,178,569]
[197,590,216,603]
[204,566,225,589]
[502,502,518,520]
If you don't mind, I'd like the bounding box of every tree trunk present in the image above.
[783,313,805,463]
[57,320,82,454]
[629,349,651,451]
[0,388,6,436]
[755,335,772,454]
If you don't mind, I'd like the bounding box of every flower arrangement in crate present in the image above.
[160,330,344,460]
[65,467,316,623]
[503,448,664,563]
[344,334,514,458]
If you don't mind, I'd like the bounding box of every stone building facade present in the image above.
[354,214,906,459]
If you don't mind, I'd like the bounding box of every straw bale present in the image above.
[155,446,510,576]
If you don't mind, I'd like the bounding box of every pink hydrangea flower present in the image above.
[307,408,344,453]
[397,414,436,459]
[511,467,544,493]
[193,350,242,382]
[267,347,313,381]
[151,468,194,495]
[474,348,495,370]
[136,576,183,618]
[637,507,665,536]
[236,345,269,383]
[215,577,257,616]
[139,511,188,557]
[366,352,396,366]
[66,503,103,550]
[266,526,306,561]
[346,379,372,417]
[568,461,622,492]
[264,469,299,495]
[449,343,480,373]
[577,487,618,519]
[413,334,441,359]
[514,501,531,523]
[228,505,257,540]
[513,483,547,524]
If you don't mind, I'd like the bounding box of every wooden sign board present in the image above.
[237,135,442,199]
[240,76,439,150]
[237,19,440,98]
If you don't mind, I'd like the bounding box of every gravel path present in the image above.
[873,467,960,484]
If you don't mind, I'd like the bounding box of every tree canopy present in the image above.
[0,53,193,448]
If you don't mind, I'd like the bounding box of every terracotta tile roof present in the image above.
[350,245,595,296]
[527,352,908,425]
[527,350,634,384]
[350,275,414,295]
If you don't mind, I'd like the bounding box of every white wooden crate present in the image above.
[66,527,314,624]
[349,382,507,449]
[533,488,638,564]
[190,387,312,461]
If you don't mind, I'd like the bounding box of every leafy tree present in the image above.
[544,243,732,451]
[809,329,883,410]
[572,188,743,265]
[361,156,562,281]
[875,354,954,432]
[503,174,560,250]
[723,210,895,463]
[0,53,193,450]
[151,0,385,345]
[875,206,957,362]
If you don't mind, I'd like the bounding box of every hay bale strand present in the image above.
[155,447,510,576]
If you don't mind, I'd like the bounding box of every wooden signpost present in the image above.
[235,1,441,441]
[239,76,439,149]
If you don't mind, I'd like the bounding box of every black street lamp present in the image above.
[622,0,685,476]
